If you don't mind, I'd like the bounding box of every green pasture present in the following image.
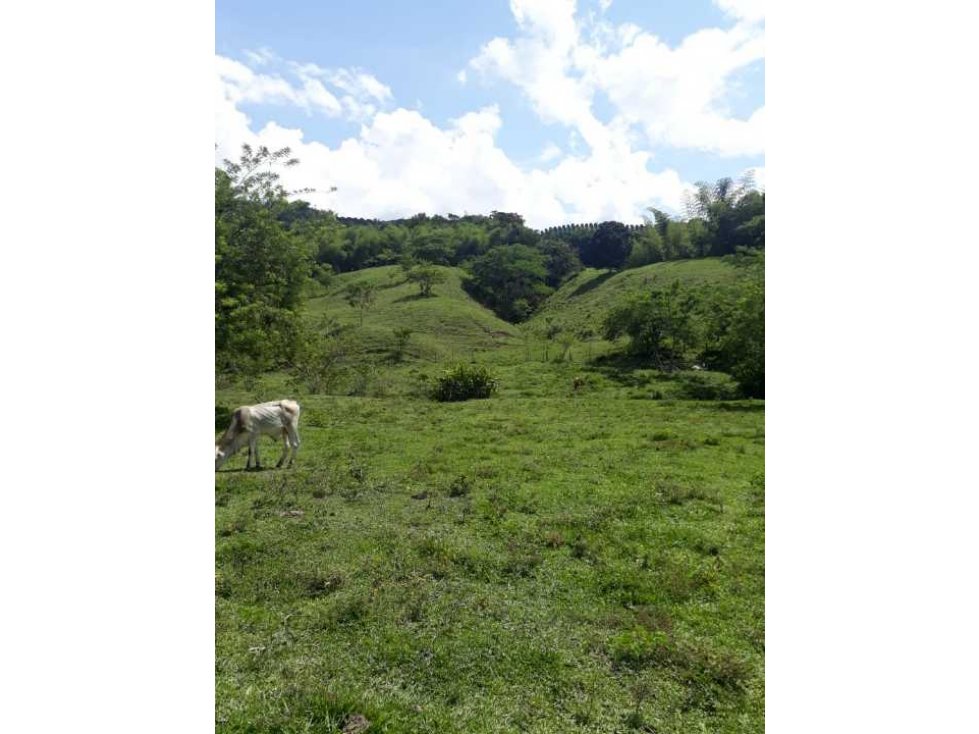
[526,258,747,338]
[216,259,764,733]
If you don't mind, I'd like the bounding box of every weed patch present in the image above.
[657,481,720,507]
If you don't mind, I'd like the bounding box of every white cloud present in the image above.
[468,0,765,157]
[243,47,277,67]
[216,1,765,227]
[215,58,690,227]
[328,68,393,103]
[291,63,392,121]
[509,0,579,52]
[539,142,563,163]
[588,26,765,155]
[216,55,393,123]
[713,0,765,24]
[217,55,342,118]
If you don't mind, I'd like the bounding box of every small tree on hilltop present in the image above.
[344,282,377,326]
[407,265,447,297]
[391,327,413,362]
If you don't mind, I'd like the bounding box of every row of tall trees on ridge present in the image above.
[277,178,763,278]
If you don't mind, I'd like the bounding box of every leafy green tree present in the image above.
[602,281,699,367]
[628,226,665,267]
[451,222,491,262]
[391,327,414,362]
[579,221,633,270]
[545,225,594,261]
[305,217,347,272]
[685,175,764,256]
[344,227,388,270]
[288,316,351,394]
[487,211,540,248]
[708,253,764,397]
[663,220,694,260]
[215,149,314,376]
[406,265,447,297]
[221,143,312,208]
[465,245,552,322]
[538,239,583,287]
[408,227,455,265]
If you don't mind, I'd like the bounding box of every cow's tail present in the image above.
[279,400,301,424]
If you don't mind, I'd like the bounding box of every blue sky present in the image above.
[216,0,764,227]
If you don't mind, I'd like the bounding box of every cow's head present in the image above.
[215,444,228,471]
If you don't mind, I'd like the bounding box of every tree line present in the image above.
[216,145,764,395]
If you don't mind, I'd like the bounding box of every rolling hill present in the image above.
[304,257,749,365]
[304,265,521,362]
[525,257,748,338]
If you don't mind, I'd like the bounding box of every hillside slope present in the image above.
[526,257,747,337]
[304,265,521,361]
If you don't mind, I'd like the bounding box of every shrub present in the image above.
[608,627,671,667]
[431,364,498,402]
[289,318,351,394]
[447,474,473,497]
[406,265,447,297]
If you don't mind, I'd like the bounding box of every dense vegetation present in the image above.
[215,146,765,733]
[215,145,764,395]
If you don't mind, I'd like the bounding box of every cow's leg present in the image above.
[245,439,254,470]
[285,424,300,468]
[276,428,289,468]
[252,435,262,469]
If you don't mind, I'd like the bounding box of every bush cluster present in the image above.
[431,364,498,402]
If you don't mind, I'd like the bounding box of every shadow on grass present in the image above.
[391,292,434,304]
[569,269,616,297]
[216,466,279,474]
[583,353,756,403]
[711,401,765,412]
[582,353,677,386]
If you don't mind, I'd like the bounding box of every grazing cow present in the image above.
[215,400,301,471]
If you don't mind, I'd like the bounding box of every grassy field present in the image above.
[216,259,764,733]
[303,265,522,364]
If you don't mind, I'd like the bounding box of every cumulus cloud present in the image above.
[467,0,765,157]
[587,25,765,155]
[216,0,765,226]
[217,55,341,118]
[215,54,690,228]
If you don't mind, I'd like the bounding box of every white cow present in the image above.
[215,400,301,471]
